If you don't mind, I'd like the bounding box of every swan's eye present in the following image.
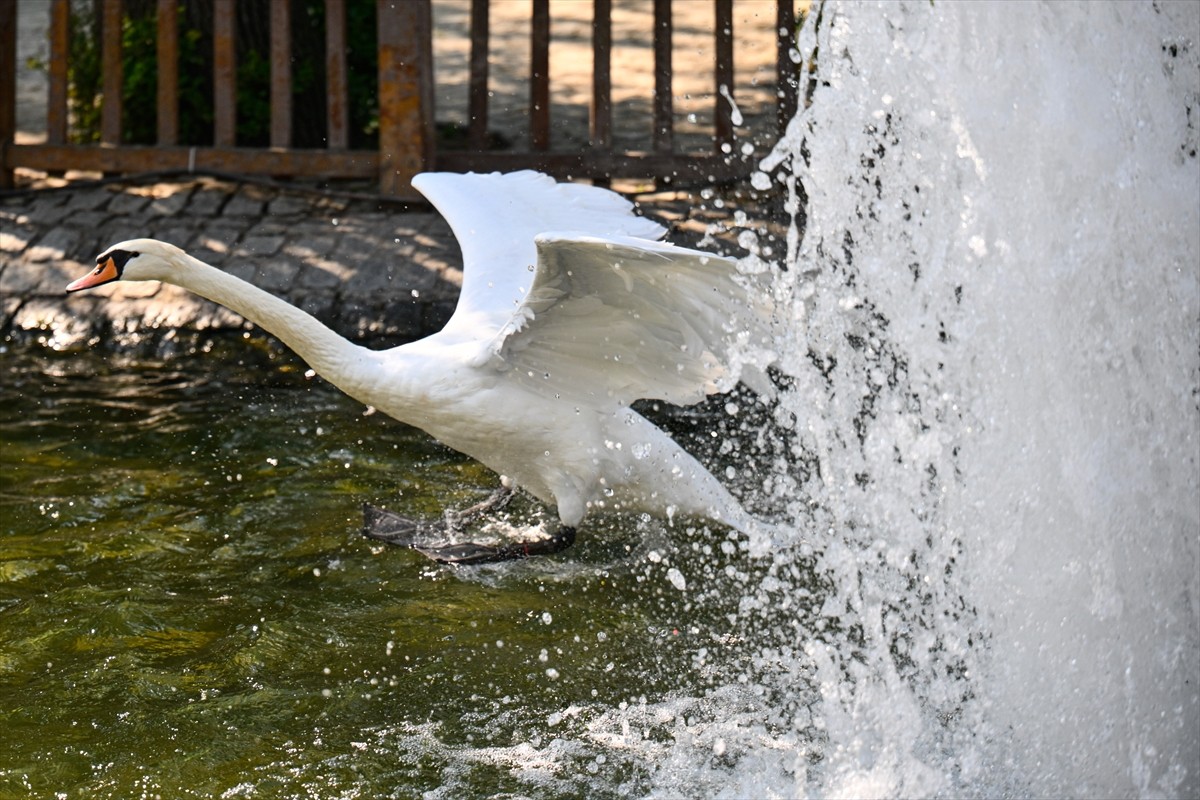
[99,249,139,271]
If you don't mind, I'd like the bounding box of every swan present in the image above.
[66,170,777,563]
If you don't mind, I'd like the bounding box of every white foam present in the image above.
[743,1,1199,796]
[629,2,1198,796]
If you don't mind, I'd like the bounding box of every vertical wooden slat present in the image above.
[325,0,348,149]
[776,0,797,134]
[377,0,433,196]
[713,0,734,150]
[530,0,550,151]
[156,0,178,144]
[4,0,782,190]
[590,0,611,151]
[467,0,489,149]
[213,0,236,147]
[652,0,672,154]
[270,0,291,148]
[0,0,14,188]
[47,0,69,145]
[100,0,123,146]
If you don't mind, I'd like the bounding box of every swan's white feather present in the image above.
[485,232,771,407]
[412,171,666,341]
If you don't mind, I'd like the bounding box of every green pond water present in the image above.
[0,338,776,799]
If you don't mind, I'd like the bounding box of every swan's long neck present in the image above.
[167,250,375,392]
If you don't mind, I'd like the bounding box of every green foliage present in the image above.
[236,47,270,147]
[67,8,101,144]
[345,0,380,145]
[288,0,379,148]
[65,0,380,149]
[177,25,213,146]
[119,11,157,144]
[66,2,208,145]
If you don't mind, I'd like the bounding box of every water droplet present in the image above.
[667,568,687,591]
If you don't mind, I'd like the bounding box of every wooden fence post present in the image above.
[270,0,292,149]
[776,0,798,133]
[590,0,612,154]
[100,0,124,147]
[0,0,13,189]
[157,0,178,144]
[714,0,734,151]
[47,0,69,145]
[530,0,550,152]
[652,0,672,155]
[325,0,348,150]
[213,0,236,147]
[467,0,489,150]
[377,0,432,197]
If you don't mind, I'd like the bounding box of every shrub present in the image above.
[65,0,379,149]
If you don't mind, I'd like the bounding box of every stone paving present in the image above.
[0,174,772,350]
[0,177,469,348]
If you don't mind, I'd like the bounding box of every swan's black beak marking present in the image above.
[66,249,137,293]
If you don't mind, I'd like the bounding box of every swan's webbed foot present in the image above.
[361,504,441,544]
[444,487,515,527]
[360,489,575,565]
[400,523,575,565]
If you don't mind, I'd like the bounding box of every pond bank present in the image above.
[0,174,769,351]
[0,176,464,349]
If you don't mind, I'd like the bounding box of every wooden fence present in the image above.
[0,0,799,198]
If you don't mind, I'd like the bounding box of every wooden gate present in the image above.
[1,0,800,198]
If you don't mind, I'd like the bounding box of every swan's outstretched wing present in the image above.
[485,233,777,407]
[411,171,665,338]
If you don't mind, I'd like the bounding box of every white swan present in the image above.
[67,171,776,560]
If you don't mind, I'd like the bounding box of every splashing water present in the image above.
[638,2,1199,797]
[3,4,1196,798]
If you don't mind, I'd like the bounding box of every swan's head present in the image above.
[66,239,187,293]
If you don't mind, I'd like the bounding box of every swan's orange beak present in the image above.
[66,257,121,293]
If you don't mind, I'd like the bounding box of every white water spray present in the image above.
[753,2,1198,796]
[441,5,1197,796]
[621,2,1199,797]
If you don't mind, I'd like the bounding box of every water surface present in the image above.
[0,341,767,798]
[4,4,1197,796]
